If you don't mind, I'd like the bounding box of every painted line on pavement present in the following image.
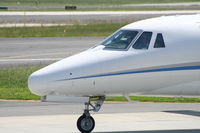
[0,52,72,60]
[1,11,200,16]
[0,58,62,62]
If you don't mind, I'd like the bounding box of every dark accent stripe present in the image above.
[59,65,200,81]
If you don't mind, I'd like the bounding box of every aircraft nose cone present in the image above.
[28,71,48,96]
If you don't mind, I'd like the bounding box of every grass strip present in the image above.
[0,24,125,38]
[0,0,199,6]
[106,96,200,103]
[0,66,200,102]
[0,66,42,100]
[74,8,178,11]
[0,7,180,11]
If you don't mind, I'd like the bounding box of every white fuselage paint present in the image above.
[28,15,200,97]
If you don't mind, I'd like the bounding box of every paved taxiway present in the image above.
[1,11,200,25]
[0,37,104,68]
[5,2,200,10]
[0,101,200,133]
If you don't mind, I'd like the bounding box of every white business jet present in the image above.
[28,15,200,133]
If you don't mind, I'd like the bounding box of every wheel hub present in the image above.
[81,118,93,131]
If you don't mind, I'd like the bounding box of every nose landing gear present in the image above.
[77,114,95,133]
[77,96,105,133]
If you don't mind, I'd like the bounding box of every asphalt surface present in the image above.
[1,11,200,25]
[0,37,104,68]
[0,101,200,117]
[4,2,200,10]
[0,101,200,133]
[0,11,159,25]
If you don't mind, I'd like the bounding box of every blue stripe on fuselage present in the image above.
[63,65,200,81]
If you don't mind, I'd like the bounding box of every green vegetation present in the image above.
[0,66,200,103]
[0,66,42,100]
[106,96,200,103]
[0,0,198,11]
[76,8,177,11]
[0,0,199,6]
[0,7,179,12]
[0,24,125,37]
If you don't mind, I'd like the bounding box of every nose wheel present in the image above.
[77,96,105,133]
[77,114,95,133]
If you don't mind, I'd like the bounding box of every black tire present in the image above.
[77,114,95,133]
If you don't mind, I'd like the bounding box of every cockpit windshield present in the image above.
[101,30,138,49]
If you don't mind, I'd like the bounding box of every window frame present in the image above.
[132,31,153,50]
[101,29,143,51]
[153,33,166,48]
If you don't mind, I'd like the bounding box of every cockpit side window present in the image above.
[154,33,165,48]
[132,32,152,50]
[101,30,138,49]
